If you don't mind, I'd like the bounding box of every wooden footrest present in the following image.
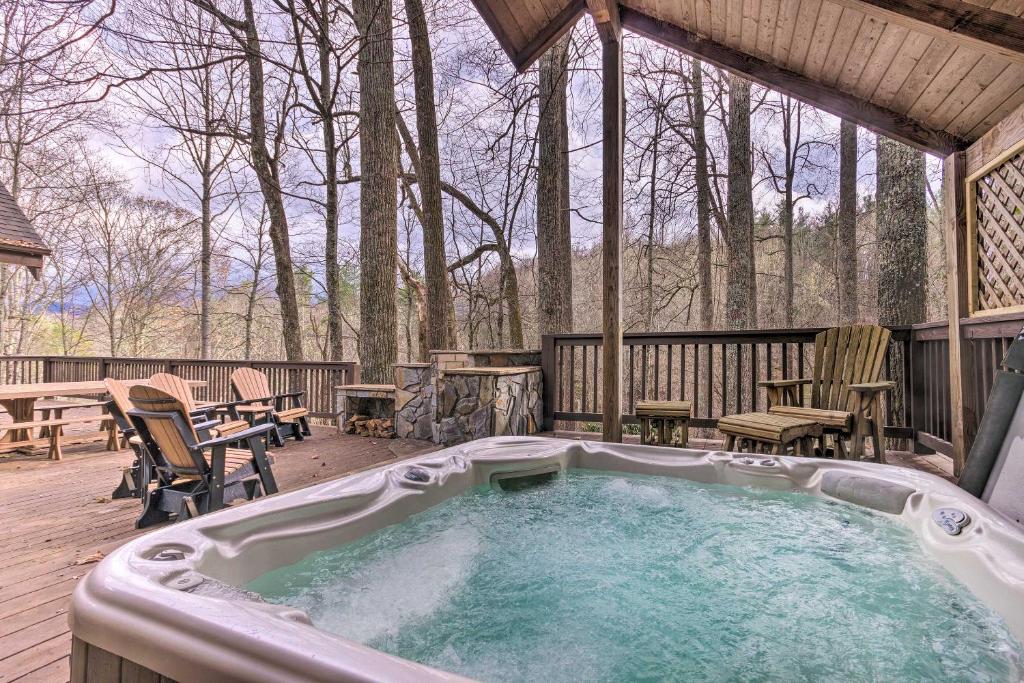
[635,400,692,418]
[718,412,823,456]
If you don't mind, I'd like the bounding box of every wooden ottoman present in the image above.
[636,400,691,447]
[717,412,823,456]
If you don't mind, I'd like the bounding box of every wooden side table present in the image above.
[636,400,691,447]
[717,412,823,456]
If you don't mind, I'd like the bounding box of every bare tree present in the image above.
[185,0,305,360]
[401,0,454,350]
[352,0,398,382]
[837,120,858,323]
[724,74,755,329]
[536,35,573,337]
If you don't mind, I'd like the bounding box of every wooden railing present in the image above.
[0,356,360,422]
[541,314,1024,458]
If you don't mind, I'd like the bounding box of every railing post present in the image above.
[908,330,926,453]
[42,356,52,383]
[99,356,109,380]
[541,335,556,432]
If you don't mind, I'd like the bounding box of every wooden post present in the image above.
[541,334,556,431]
[592,0,623,442]
[943,151,974,475]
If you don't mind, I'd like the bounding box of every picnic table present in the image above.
[0,378,206,450]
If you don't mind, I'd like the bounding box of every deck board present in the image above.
[0,426,436,682]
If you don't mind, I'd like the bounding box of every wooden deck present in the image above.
[0,428,956,682]
[0,427,437,683]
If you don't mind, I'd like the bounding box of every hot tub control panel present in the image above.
[933,507,971,536]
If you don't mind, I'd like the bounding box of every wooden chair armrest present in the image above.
[193,423,275,450]
[758,378,812,388]
[849,381,895,393]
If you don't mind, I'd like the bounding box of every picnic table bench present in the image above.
[0,378,205,459]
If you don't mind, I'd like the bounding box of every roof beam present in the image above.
[834,0,1024,65]
[587,0,621,43]
[620,8,966,155]
[512,0,588,72]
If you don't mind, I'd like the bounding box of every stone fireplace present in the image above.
[336,351,543,446]
[336,385,396,438]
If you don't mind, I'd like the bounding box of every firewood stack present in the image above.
[342,414,396,439]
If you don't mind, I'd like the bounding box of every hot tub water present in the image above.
[248,470,1023,682]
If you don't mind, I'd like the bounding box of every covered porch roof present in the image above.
[469,0,1024,155]
[467,0,1024,472]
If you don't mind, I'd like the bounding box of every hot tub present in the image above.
[70,437,1024,682]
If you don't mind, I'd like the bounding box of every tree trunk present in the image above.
[724,74,755,330]
[536,35,574,337]
[353,0,398,383]
[876,135,927,451]
[403,0,453,351]
[645,111,660,330]
[199,158,212,358]
[876,136,927,325]
[838,120,858,323]
[316,0,344,361]
[242,0,303,361]
[692,58,713,330]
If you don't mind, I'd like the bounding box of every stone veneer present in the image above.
[434,366,542,446]
[393,363,433,440]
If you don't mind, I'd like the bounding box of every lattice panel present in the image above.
[975,151,1024,311]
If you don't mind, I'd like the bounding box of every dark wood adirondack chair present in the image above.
[149,373,250,438]
[105,378,148,500]
[762,325,894,461]
[230,367,311,445]
[106,376,246,500]
[127,385,278,528]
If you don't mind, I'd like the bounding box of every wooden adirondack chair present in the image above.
[127,385,278,528]
[762,325,894,461]
[229,368,311,445]
[149,373,249,438]
[105,378,149,500]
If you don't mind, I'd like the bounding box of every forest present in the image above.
[1,0,948,383]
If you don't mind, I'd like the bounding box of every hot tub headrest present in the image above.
[821,471,915,515]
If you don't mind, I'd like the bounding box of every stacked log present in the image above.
[342,414,396,438]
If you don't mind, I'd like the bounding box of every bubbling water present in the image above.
[248,470,1023,682]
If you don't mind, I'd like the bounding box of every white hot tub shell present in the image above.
[69,437,1024,682]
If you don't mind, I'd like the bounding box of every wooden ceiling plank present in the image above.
[966,81,1024,140]
[755,0,782,60]
[741,0,762,56]
[955,65,1024,135]
[727,0,745,47]
[787,0,822,72]
[513,0,588,70]
[821,7,868,86]
[802,0,844,81]
[879,37,954,109]
[620,6,964,152]
[829,0,1024,64]
[710,0,728,42]
[989,0,1024,16]
[836,16,887,91]
[467,0,523,60]
[771,0,801,66]
[854,22,910,95]
[868,31,933,102]
[695,0,713,36]
[929,54,1007,129]
[900,44,976,117]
